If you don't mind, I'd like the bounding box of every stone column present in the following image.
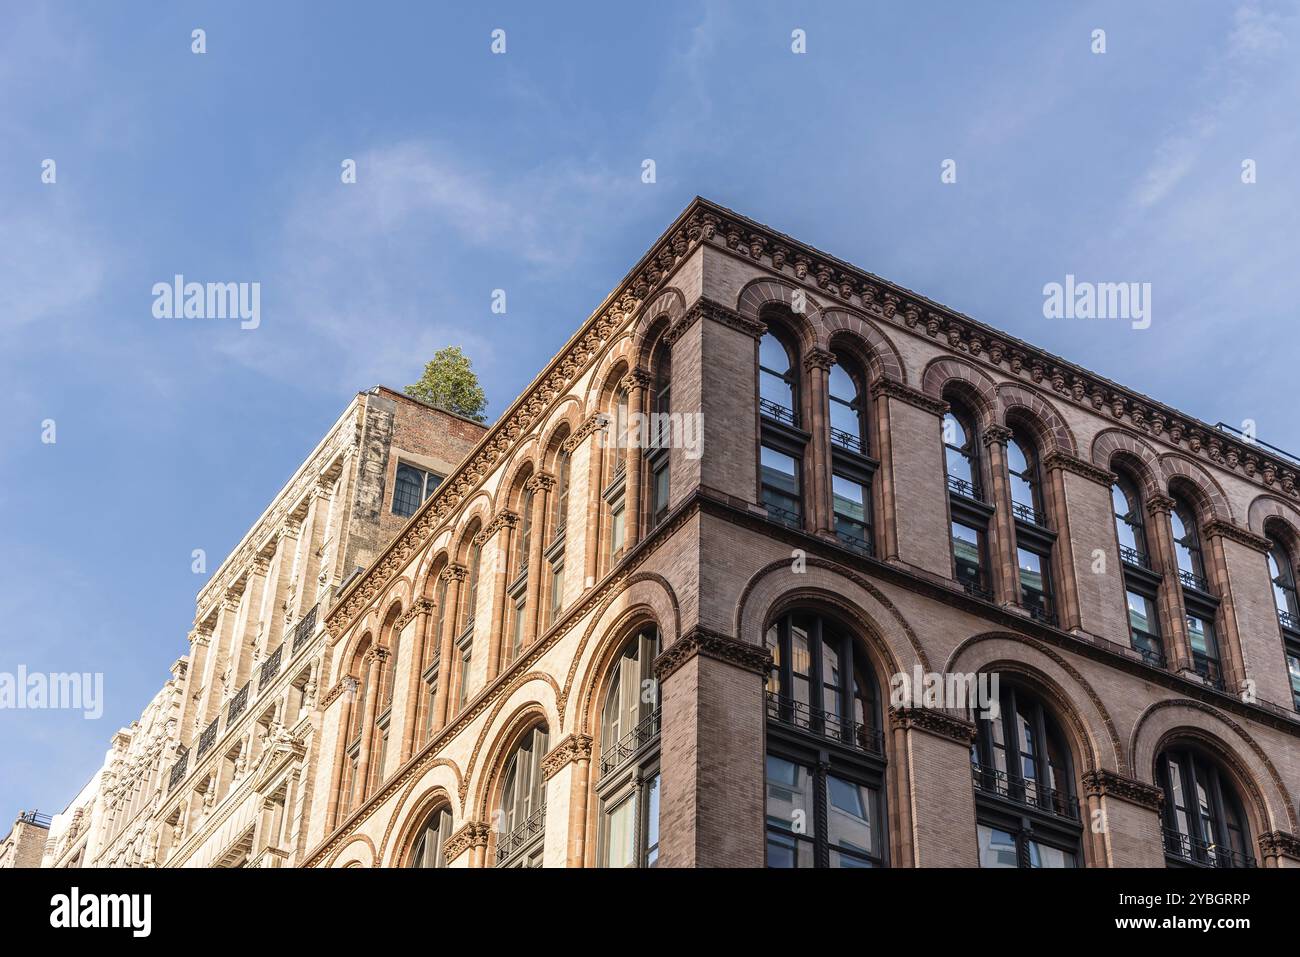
[198,592,241,727]
[803,349,835,536]
[522,473,554,646]
[432,564,466,730]
[484,513,519,681]
[889,707,979,866]
[266,521,301,652]
[1081,769,1166,867]
[352,647,387,804]
[1041,456,1083,631]
[982,425,1019,607]
[654,628,770,867]
[399,598,434,762]
[622,369,651,548]
[540,733,592,868]
[1146,495,1191,669]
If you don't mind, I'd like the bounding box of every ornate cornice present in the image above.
[652,626,772,682]
[1081,769,1163,810]
[1203,520,1272,553]
[443,821,491,863]
[1042,450,1117,487]
[541,733,594,781]
[1258,829,1300,860]
[869,377,949,417]
[888,706,977,745]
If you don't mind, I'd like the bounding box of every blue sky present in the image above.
[3,0,1298,820]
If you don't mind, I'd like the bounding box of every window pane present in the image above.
[978,825,1019,868]
[393,464,424,517]
[765,755,813,835]
[1027,840,1075,868]
[952,522,985,587]
[645,773,661,867]
[603,795,637,868]
[827,774,875,860]
[832,475,867,523]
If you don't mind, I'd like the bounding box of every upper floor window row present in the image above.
[393,463,444,518]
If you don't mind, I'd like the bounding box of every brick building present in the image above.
[40,387,484,868]
[302,199,1300,870]
[0,811,51,869]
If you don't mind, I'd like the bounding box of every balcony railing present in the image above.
[167,747,189,792]
[259,644,283,693]
[946,474,983,502]
[835,529,874,557]
[196,717,220,758]
[599,708,661,778]
[291,604,319,657]
[1278,608,1299,632]
[766,691,884,756]
[495,801,547,864]
[960,579,994,602]
[228,681,250,726]
[1162,827,1255,868]
[1192,652,1226,691]
[1025,603,1059,628]
[1130,636,1167,670]
[764,501,802,530]
[1178,569,1211,593]
[760,398,799,428]
[830,427,866,455]
[1010,501,1047,527]
[18,810,52,828]
[971,764,1080,821]
[1119,545,1153,570]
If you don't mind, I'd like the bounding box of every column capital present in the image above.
[1041,450,1117,486]
[1258,829,1300,863]
[1202,520,1272,553]
[525,471,556,494]
[444,821,492,863]
[541,733,594,780]
[869,378,949,417]
[801,348,836,373]
[441,562,468,583]
[1145,494,1176,517]
[981,425,1012,448]
[653,627,772,682]
[888,706,977,745]
[620,368,652,393]
[1081,769,1164,810]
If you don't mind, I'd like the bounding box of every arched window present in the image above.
[407,806,452,868]
[1158,746,1253,868]
[496,725,548,867]
[1267,537,1300,710]
[546,439,571,632]
[759,329,799,425]
[943,406,980,500]
[764,610,885,868]
[972,684,1080,868]
[1006,432,1043,526]
[455,530,482,712]
[1112,474,1149,567]
[553,448,571,537]
[507,484,532,664]
[597,629,661,868]
[828,355,867,454]
[1170,497,1208,591]
[648,339,672,529]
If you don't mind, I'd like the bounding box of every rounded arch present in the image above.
[453,506,489,564]
[573,604,664,737]
[582,341,634,418]
[736,557,929,675]
[384,784,456,867]
[631,287,687,368]
[824,309,907,384]
[998,383,1078,457]
[921,357,998,431]
[736,277,822,353]
[538,402,582,472]
[563,573,682,732]
[416,549,450,601]
[471,699,554,821]
[1092,429,1162,500]
[1130,698,1297,833]
[325,833,377,869]
[945,632,1122,774]
[1160,454,1233,523]
[1249,493,1300,540]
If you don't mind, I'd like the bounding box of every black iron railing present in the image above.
[496,801,547,864]
[291,604,319,657]
[961,579,994,602]
[1131,636,1167,670]
[18,810,52,827]
[1011,501,1047,527]
[946,474,983,502]
[971,764,1080,821]
[760,398,799,428]
[227,681,250,725]
[766,691,884,755]
[1162,827,1255,868]
[1278,608,1299,631]
[167,747,189,792]
[196,717,219,758]
[1192,652,1226,691]
[1179,569,1211,593]
[1026,603,1059,628]
[764,501,802,530]
[599,708,661,778]
[830,427,866,455]
[1119,545,1153,570]
[260,644,283,693]
[835,529,874,557]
